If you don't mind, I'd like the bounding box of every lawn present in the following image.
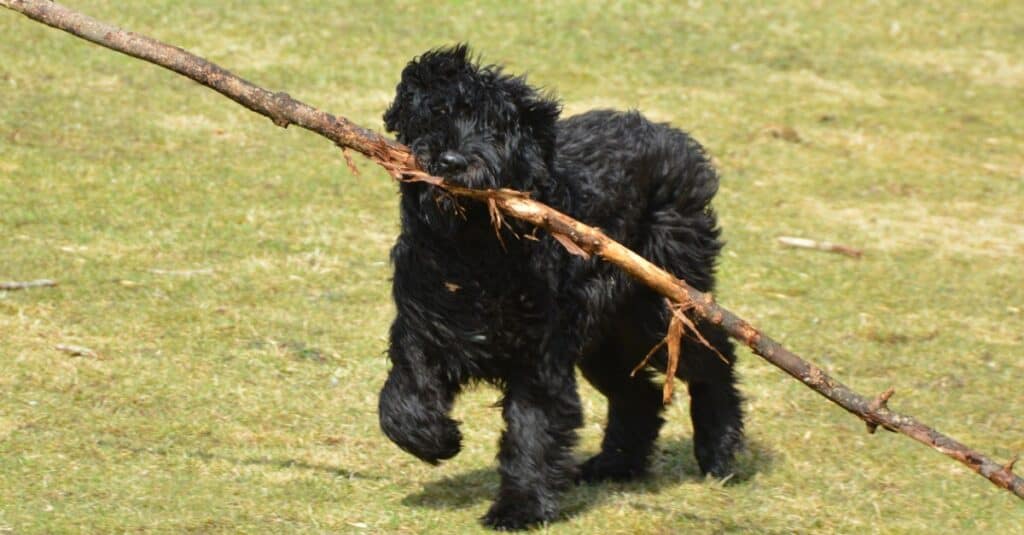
[1,1,1022,533]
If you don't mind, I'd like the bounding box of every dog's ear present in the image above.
[519,94,561,159]
[383,97,402,135]
[383,76,412,136]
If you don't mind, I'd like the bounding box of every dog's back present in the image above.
[554,109,723,291]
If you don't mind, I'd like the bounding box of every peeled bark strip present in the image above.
[3,0,1020,500]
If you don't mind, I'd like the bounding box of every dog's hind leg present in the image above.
[482,354,582,530]
[680,321,744,478]
[577,338,665,483]
[638,176,743,477]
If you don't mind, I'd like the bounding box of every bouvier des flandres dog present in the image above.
[378,45,743,530]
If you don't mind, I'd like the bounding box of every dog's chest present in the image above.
[436,280,549,371]
[417,239,550,353]
[435,249,547,324]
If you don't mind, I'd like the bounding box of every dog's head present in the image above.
[384,44,561,191]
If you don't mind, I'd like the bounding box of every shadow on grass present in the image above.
[650,435,776,486]
[401,467,498,510]
[99,440,382,480]
[402,436,776,522]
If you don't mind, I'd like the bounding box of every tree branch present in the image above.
[3,0,1020,500]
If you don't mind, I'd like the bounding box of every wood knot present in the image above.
[865,387,896,434]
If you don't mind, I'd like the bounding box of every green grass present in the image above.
[2,1,1022,533]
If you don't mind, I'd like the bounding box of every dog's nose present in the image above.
[436,151,468,175]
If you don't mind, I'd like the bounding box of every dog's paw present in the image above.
[480,498,553,531]
[577,452,648,484]
[695,424,744,479]
[379,406,462,464]
[697,452,736,480]
[406,415,462,465]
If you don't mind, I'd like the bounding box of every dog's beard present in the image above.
[408,162,507,237]
[403,127,534,233]
[413,135,509,191]
[448,137,504,188]
[422,154,500,216]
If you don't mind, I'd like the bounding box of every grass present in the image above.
[1,1,1022,533]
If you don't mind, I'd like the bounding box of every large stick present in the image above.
[3,0,1020,500]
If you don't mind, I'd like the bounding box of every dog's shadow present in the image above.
[401,436,775,519]
[98,439,382,481]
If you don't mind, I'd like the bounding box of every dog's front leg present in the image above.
[378,319,462,464]
[482,356,582,530]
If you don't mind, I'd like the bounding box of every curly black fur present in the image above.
[379,45,744,530]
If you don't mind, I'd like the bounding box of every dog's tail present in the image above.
[647,127,720,217]
[640,128,723,292]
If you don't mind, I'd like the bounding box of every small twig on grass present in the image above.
[0,279,57,291]
[762,124,802,143]
[778,236,863,258]
[148,268,214,276]
[4,0,1022,500]
[54,344,99,358]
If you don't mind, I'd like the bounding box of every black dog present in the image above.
[378,45,743,530]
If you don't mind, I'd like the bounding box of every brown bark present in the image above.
[3,0,1020,500]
